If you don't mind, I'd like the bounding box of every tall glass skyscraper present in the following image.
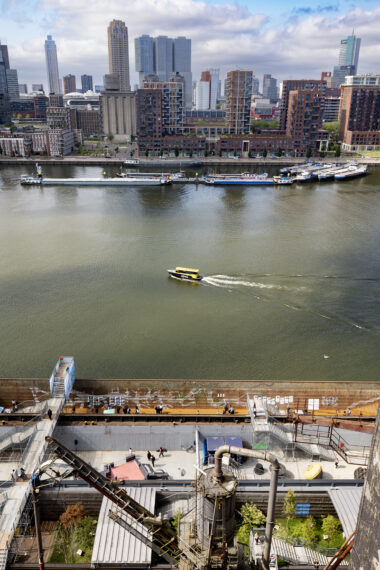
[333,34,361,87]
[135,34,192,107]
[45,35,61,94]
[107,20,130,91]
[135,35,155,87]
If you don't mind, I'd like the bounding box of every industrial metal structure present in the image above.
[43,437,280,569]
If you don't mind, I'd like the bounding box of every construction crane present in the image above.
[44,436,184,566]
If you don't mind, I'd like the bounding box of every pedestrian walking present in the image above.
[123,405,128,414]
[147,451,152,461]
[127,407,131,414]
[159,447,165,458]
[254,532,259,544]
[11,469,16,483]
[228,406,235,415]
[47,409,53,420]
[151,455,156,468]
[20,467,26,480]
[129,447,133,455]
[335,459,339,469]
[135,405,140,414]
[223,402,229,414]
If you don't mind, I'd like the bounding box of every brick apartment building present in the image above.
[225,70,253,134]
[339,74,380,151]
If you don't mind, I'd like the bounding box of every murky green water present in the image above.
[0,163,379,381]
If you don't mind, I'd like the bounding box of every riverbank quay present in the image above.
[1,156,379,167]
[0,378,378,418]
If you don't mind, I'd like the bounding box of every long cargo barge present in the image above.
[20,175,171,186]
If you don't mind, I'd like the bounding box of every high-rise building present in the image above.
[32,83,44,92]
[252,77,260,95]
[81,74,93,93]
[173,36,192,108]
[196,80,210,110]
[63,74,76,94]
[333,34,361,87]
[154,36,173,82]
[19,83,28,94]
[280,80,326,130]
[0,42,11,123]
[6,69,19,101]
[225,70,253,134]
[136,88,163,140]
[339,74,380,150]
[286,88,325,155]
[45,35,60,94]
[263,74,278,103]
[321,72,335,88]
[135,35,155,87]
[107,19,130,91]
[143,78,184,135]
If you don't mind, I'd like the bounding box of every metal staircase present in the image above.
[247,396,336,461]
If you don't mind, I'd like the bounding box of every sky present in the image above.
[1,0,380,90]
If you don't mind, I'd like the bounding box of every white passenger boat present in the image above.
[334,165,368,180]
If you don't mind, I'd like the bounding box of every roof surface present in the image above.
[91,487,156,566]
[110,460,145,481]
[328,487,363,537]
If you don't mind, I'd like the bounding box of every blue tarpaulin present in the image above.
[206,436,224,452]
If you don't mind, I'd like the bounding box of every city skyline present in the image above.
[2,1,380,89]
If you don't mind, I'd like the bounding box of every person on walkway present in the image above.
[135,405,140,414]
[20,467,26,480]
[147,451,152,461]
[11,469,16,483]
[223,402,229,414]
[228,406,235,415]
[151,455,156,467]
[159,447,165,458]
[47,409,53,420]
[128,447,133,455]
[335,459,339,469]
[123,405,128,414]
[254,532,259,544]
[127,407,131,414]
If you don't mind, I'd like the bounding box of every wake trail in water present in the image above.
[203,275,310,293]
[202,274,380,335]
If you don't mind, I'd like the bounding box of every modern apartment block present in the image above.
[18,83,28,94]
[339,74,380,150]
[32,83,44,92]
[107,20,131,92]
[81,74,93,93]
[142,78,184,135]
[280,79,326,130]
[225,70,253,134]
[135,34,192,107]
[263,74,278,103]
[333,34,361,87]
[286,88,327,155]
[44,35,60,94]
[136,88,163,140]
[63,74,76,95]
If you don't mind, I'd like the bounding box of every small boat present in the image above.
[124,158,139,165]
[305,464,322,480]
[334,165,368,180]
[167,267,203,282]
[273,176,294,185]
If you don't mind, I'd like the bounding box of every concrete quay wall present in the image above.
[0,378,378,416]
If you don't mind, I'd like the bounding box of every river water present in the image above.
[0,163,379,381]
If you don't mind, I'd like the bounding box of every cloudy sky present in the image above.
[1,0,380,90]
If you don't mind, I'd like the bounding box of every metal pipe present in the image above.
[213,445,280,570]
[32,488,44,570]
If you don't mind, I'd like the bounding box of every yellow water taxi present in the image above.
[167,267,203,282]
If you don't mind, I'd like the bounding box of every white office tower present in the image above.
[209,68,219,110]
[196,81,210,110]
[44,35,60,94]
[108,20,131,91]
